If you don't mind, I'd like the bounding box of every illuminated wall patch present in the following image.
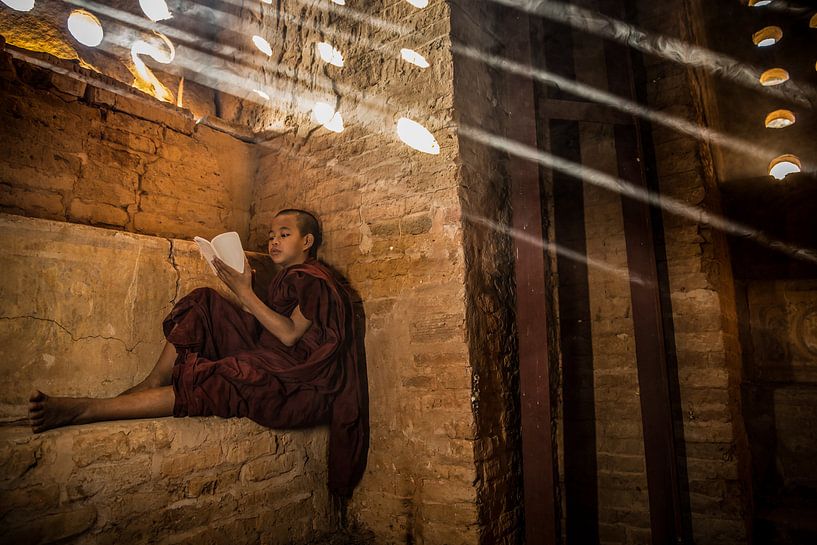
[131,32,175,102]
[312,102,344,133]
[401,48,430,68]
[397,118,439,155]
[759,68,789,86]
[317,42,344,67]
[764,109,796,129]
[139,0,172,22]
[752,26,782,47]
[67,10,104,47]
[253,35,273,56]
[1,0,35,12]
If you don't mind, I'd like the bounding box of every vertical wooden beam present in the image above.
[501,9,559,545]
[614,122,684,544]
[550,119,600,545]
[597,0,686,538]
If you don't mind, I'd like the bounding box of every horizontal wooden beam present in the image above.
[539,97,633,125]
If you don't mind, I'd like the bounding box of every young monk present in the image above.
[28,209,368,496]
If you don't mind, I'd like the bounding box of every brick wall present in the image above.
[246,2,480,543]
[579,123,652,543]
[1,418,329,544]
[451,2,522,544]
[0,47,255,241]
[637,0,751,541]
[0,1,769,542]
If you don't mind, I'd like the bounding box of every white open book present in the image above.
[193,232,245,274]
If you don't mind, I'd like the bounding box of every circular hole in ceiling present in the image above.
[752,26,783,47]
[769,154,802,180]
[759,68,790,86]
[765,109,796,129]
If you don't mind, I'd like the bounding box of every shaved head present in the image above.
[274,209,322,257]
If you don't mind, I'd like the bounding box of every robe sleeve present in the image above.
[286,271,336,338]
[292,273,326,322]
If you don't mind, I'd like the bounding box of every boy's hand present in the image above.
[213,255,253,301]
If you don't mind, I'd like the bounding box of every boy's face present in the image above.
[268,214,313,267]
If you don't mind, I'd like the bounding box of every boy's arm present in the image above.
[243,293,312,347]
[213,256,312,347]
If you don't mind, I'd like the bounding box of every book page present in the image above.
[211,231,245,273]
[193,236,218,275]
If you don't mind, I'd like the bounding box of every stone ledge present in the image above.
[0,213,276,411]
[0,418,330,545]
[1,44,195,136]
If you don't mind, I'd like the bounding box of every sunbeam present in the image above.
[130,31,175,101]
[459,124,817,266]
[452,43,780,160]
[63,0,429,115]
[489,0,817,107]
[463,212,649,286]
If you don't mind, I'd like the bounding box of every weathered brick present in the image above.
[239,452,297,482]
[69,199,129,227]
[161,445,225,477]
[401,213,433,235]
[50,72,86,99]
[86,86,116,107]
[409,313,465,343]
[0,184,64,217]
[4,505,97,544]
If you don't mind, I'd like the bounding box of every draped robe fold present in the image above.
[162,258,368,496]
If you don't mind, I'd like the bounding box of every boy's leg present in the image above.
[29,386,175,433]
[120,342,177,395]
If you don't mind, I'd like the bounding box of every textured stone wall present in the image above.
[0,214,329,544]
[743,280,817,498]
[247,2,480,543]
[0,47,255,241]
[451,2,522,544]
[0,0,227,119]
[0,213,275,409]
[637,0,750,541]
[1,420,329,545]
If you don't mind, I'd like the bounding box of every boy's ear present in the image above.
[302,233,314,253]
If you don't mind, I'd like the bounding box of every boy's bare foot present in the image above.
[28,390,90,433]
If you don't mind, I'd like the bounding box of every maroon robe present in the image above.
[163,258,368,496]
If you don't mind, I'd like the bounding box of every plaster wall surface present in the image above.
[0,214,330,544]
[0,213,270,409]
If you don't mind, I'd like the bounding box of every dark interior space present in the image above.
[1,0,816,544]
